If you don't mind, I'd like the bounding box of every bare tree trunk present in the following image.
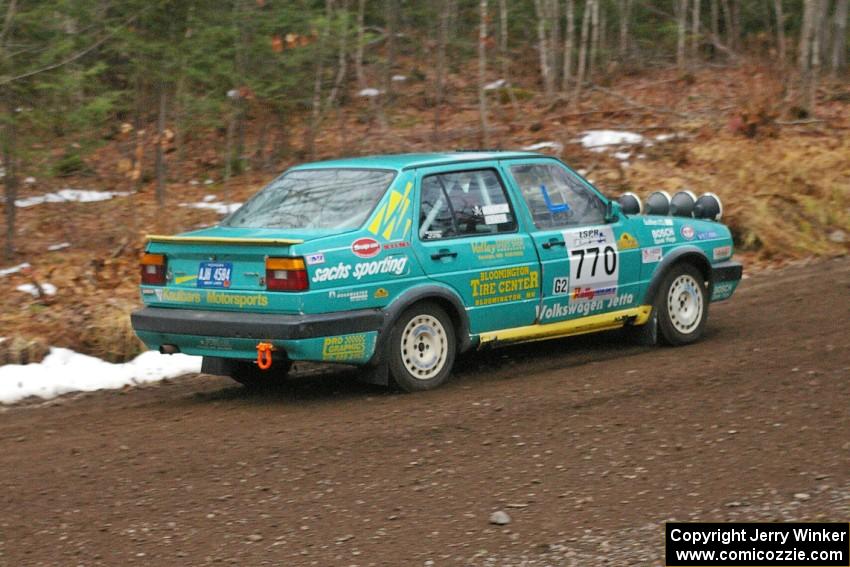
[155,86,167,207]
[2,95,17,260]
[432,0,448,141]
[498,0,520,110]
[676,0,689,69]
[575,0,593,99]
[720,0,734,50]
[547,0,561,90]
[691,0,702,61]
[710,0,720,45]
[799,0,821,114]
[618,0,633,58]
[533,0,555,97]
[307,0,333,159]
[563,0,575,90]
[327,0,350,109]
[384,0,398,102]
[355,0,367,89]
[478,0,490,147]
[589,0,600,78]
[832,0,849,73]
[773,0,786,65]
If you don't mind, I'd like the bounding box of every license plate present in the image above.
[197,262,232,288]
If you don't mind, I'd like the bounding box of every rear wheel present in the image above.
[656,263,708,345]
[229,359,292,388]
[388,303,456,392]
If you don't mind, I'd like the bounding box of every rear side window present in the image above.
[509,163,606,228]
[419,169,516,241]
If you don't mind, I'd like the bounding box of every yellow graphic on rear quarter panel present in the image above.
[368,181,413,240]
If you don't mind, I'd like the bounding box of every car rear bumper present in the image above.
[131,306,384,341]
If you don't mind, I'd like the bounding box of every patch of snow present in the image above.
[483,79,507,91]
[189,179,200,186]
[47,242,71,251]
[523,141,564,153]
[0,348,202,404]
[654,133,677,141]
[0,262,30,277]
[579,130,644,152]
[24,176,36,184]
[180,201,242,215]
[358,88,382,98]
[391,75,407,82]
[16,282,57,297]
[202,194,217,202]
[613,151,631,161]
[204,179,215,185]
[15,189,131,208]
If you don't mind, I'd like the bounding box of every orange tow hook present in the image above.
[256,342,274,370]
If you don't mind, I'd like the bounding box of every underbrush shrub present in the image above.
[0,337,50,365]
[78,300,144,363]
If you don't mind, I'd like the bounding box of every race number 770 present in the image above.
[571,246,617,279]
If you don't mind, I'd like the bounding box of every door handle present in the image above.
[542,239,565,249]
[430,249,458,260]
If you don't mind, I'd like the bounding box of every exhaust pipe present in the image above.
[159,344,180,355]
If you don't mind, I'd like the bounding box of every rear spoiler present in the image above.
[145,235,304,246]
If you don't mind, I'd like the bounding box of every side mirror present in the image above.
[605,200,621,223]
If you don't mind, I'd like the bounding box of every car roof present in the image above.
[288,151,548,172]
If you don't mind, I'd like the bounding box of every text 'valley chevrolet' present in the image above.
[131,152,742,391]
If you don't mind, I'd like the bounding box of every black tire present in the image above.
[387,302,457,392]
[655,263,709,346]
[229,359,292,388]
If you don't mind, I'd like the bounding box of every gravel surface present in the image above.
[1,258,848,566]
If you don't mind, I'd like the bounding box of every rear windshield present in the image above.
[223,168,395,230]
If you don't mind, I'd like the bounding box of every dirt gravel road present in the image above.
[1,259,849,566]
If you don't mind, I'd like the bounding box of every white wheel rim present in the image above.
[667,274,703,334]
[401,314,448,380]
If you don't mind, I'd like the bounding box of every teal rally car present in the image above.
[131,152,742,392]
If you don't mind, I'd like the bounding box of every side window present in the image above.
[419,169,517,240]
[509,163,606,229]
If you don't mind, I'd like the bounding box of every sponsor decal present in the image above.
[329,289,368,302]
[643,217,673,226]
[374,287,389,299]
[552,276,569,295]
[537,293,635,321]
[160,289,201,303]
[571,286,616,301]
[471,238,525,261]
[198,337,234,351]
[713,245,732,260]
[484,213,509,225]
[711,281,736,300]
[563,226,619,299]
[351,237,381,259]
[617,232,639,250]
[311,257,409,283]
[652,227,676,245]
[174,274,198,285]
[154,288,164,301]
[322,334,368,361]
[382,241,410,250]
[680,225,695,240]
[142,288,156,295]
[642,246,663,263]
[697,230,719,241]
[205,291,268,308]
[305,252,325,265]
[481,203,510,215]
[470,266,539,307]
[424,230,443,240]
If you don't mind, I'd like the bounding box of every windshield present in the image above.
[223,168,396,230]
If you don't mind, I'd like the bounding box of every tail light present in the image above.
[141,253,167,285]
[266,257,308,292]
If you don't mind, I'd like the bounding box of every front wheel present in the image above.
[388,303,456,392]
[656,263,709,345]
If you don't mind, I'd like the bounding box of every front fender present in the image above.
[642,246,712,304]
